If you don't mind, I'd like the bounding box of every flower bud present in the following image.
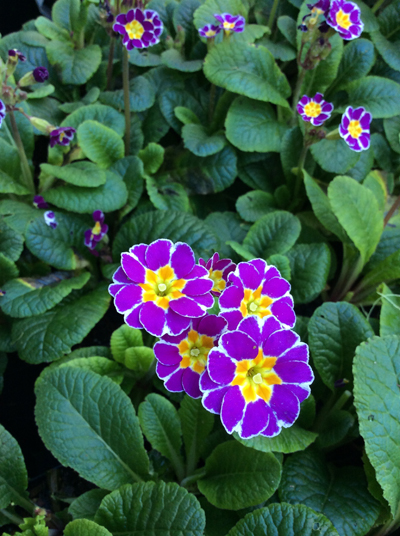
[30,117,54,135]
[18,66,49,87]
[7,49,26,76]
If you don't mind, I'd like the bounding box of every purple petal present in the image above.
[220,331,258,361]
[274,360,313,384]
[165,368,185,392]
[114,285,142,313]
[270,385,300,426]
[184,278,213,296]
[236,316,262,346]
[207,349,236,385]
[109,283,124,297]
[126,9,135,22]
[125,304,142,329]
[359,133,370,149]
[221,310,243,331]
[113,266,132,284]
[197,314,227,338]
[219,285,244,309]
[116,13,127,24]
[261,412,280,437]
[352,107,364,121]
[145,239,172,270]
[154,342,182,366]
[165,308,192,336]
[360,113,371,129]
[169,296,206,318]
[221,386,246,433]
[121,253,146,283]
[113,23,126,34]
[278,344,309,363]
[238,262,263,290]
[270,298,296,328]
[183,368,202,398]
[261,316,283,340]
[139,302,166,336]
[170,243,195,278]
[202,384,229,414]
[262,277,290,299]
[135,7,145,23]
[262,329,299,358]
[156,361,179,379]
[188,265,208,278]
[240,399,272,439]
[289,384,311,404]
[130,243,147,265]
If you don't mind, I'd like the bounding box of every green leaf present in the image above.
[308,302,374,391]
[95,481,205,535]
[128,49,162,67]
[0,139,20,181]
[179,397,214,472]
[40,161,106,187]
[159,88,205,134]
[380,283,400,336]
[204,211,247,260]
[100,77,156,114]
[161,49,203,72]
[0,424,28,509]
[25,212,88,270]
[146,175,190,212]
[0,220,24,262]
[110,156,144,218]
[286,243,331,304]
[204,42,291,107]
[198,441,281,510]
[123,347,154,375]
[363,171,387,212]
[261,39,296,62]
[193,0,246,29]
[301,34,343,95]
[267,254,291,281]
[227,503,339,536]
[383,115,400,154]
[173,0,202,50]
[310,139,360,174]
[236,190,276,222]
[345,76,400,118]
[35,367,149,489]
[12,286,110,363]
[69,489,109,521]
[235,425,317,454]
[113,210,218,261]
[328,176,383,265]
[0,170,30,195]
[77,120,124,168]
[371,31,400,73]
[0,253,19,287]
[280,449,381,536]
[243,211,301,259]
[182,124,226,157]
[111,324,143,363]
[52,0,80,31]
[58,357,124,385]
[225,96,288,152]
[138,143,165,174]
[0,271,90,318]
[175,106,201,125]
[46,41,101,85]
[199,497,239,536]
[138,394,184,478]
[346,149,374,183]
[65,519,112,536]
[315,410,355,449]
[28,84,55,100]
[63,104,125,136]
[44,170,128,214]
[35,15,70,40]
[352,0,379,32]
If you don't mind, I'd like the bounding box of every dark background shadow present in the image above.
[0,0,56,36]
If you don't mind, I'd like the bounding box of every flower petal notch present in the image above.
[84,210,108,250]
[199,253,236,296]
[201,316,314,439]
[214,13,245,33]
[297,93,333,126]
[155,314,227,398]
[198,24,222,38]
[44,211,58,229]
[326,0,364,40]
[339,106,371,152]
[219,260,295,331]
[110,240,214,337]
[113,8,163,50]
[49,127,76,148]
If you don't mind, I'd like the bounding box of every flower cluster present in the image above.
[199,12,245,38]
[303,0,363,40]
[113,8,163,50]
[110,240,314,439]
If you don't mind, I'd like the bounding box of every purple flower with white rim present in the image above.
[84,210,108,250]
[0,100,6,128]
[219,259,295,331]
[109,239,214,337]
[199,253,235,296]
[113,8,162,50]
[327,0,363,40]
[297,93,333,127]
[33,195,48,209]
[8,49,26,62]
[155,314,227,399]
[199,24,222,38]
[33,67,49,83]
[200,315,313,439]
[339,106,371,152]
[49,127,76,148]
[44,211,57,229]
[214,13,245,33]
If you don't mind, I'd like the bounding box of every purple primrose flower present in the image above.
[339,106,371,152]
[214,13,245,33]
[199,24,222,38]
[155,314,227,398]
[327,0,363,40]
[49,127,76,148]
[306,0,330,14]
[44,211,57,229]
[33,67,49,83]
[33,195,48,209]
[84,210,108,250]
[109,239,214,337]
[199,253,235,295]
[8,49,26,62]
[200,316,314,439]
[0,100,6,128]
[219,259,295,331]
[297,93,333,126]
[113,8,163,50]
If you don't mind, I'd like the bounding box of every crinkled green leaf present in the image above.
[63,104,125,136]
[69,489,110,521]
[40,161,106,187]
[179,397,214,472]
[46,41,101,85]
[175,106,201,125]
[380,283,400,336]
[371,31,400,73]
[182,124,226,157]
[0,253,19,287]
[0,139,21,182]
[204,211,247,260]
[315,410,355,449]
[310,140,360,174]
[236,190,276,222]
[138,143,165,174]
[383,115,400,154]
[0,170,30,195]
[161,49,203,72]
[65,519,112,536]
[146,175,190,212]
[58,357,124,385]
[193,0,246,29]
[128,49,162,67]
[77,120,124,168]
[110,156,144,218]
[111,324,143,363]
[345,76,400,118]
[0,425,28,510]
[267,254,291,281]
[159,88,205,134]
[261,39,296,62]
[235,425,317,454]
[0,220,24,262]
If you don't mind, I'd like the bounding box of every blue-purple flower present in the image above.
[297,93,333,126]
[33,195,48,209]
[155,314,227,398]
[339,106,371,152]
[327,0,363,40]
[307,0,330,15]
[44,211,57,229]
[113,8,163,50]
[199,24,221,38]
[0,100,6,128]
[109,239,214,337]
[199,253,235,296]
[33,67,49,83]
[214,13,245,33]
[8,49,26,62]
[84,210,108,250]
[200,316,313,439]
[49,127,76,148]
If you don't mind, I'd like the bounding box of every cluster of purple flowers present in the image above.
[303,0,363,40]
[113,8,163,50]
[199,13,245,38]
[109,240,314,439]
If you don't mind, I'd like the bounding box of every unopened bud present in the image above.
[17,90,28,101]
[30,116,54,134]
[165,35,174,49]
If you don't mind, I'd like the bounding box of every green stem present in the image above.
[312,391,337,433]
[292,145,308,203]
[384,194,400,227]
[9,110,34,194]
[371,502,400,536]
[290,68,306,126]
[0,508,24,526]
[371,0,386,13]
[122,46,131,156]
[331,390,352,413]
[267,0,280,30]
[106,36,115,90]
[180,469,206,488]
[331,254,364,302]
[208,83,216,123]
[12,490,36,515]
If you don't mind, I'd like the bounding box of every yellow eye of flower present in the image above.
[125,20,144,40]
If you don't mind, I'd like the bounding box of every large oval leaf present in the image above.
[0,425,28,510]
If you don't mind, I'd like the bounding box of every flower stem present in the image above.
[9,110,34,194]
[291,68,306,126]
[106,36,115,90]
[330,251,364,302]
[180,469,206,488]
[371,0,386,13]
[0,508,24,526]
[384,194,400,227]
[292,145,308,204]
[208,83,216,123]
[331,390,352,412]
[122,46,131,156]
[267,0,280,30]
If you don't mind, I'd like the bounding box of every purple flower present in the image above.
[306,0,330,14]
[214,13,245,33]
[109,240,214,337]
[33,195,48,209]
[0,290,6,297]
[327,0,363,40]
[219,259,295,331]
[155,314,227,398]
[0,100,6,128]
[199,253,235,296]
[339,106,371,152]
[84,210,108,250]
[199,24,221,38]
[297,93,333,127]
[44,211,57,229]
[33,67,49,83]
[49,127,76,148]
[200,316,314,439]
[113,8,163,50]
[8,49,26,62]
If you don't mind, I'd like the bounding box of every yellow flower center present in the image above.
[304,101,322,118]
[239,286,273,320]
[223,21,235,30]
[336,9,351,29]
[91,221,102,237]
[178,329,214,374]
[208,268,226,293]
[139,265,185,310]
[59,131,65,141]
[125,20,144,40]
[231,349,281,403]
[348,120,362,139]
[205,29,217,37]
